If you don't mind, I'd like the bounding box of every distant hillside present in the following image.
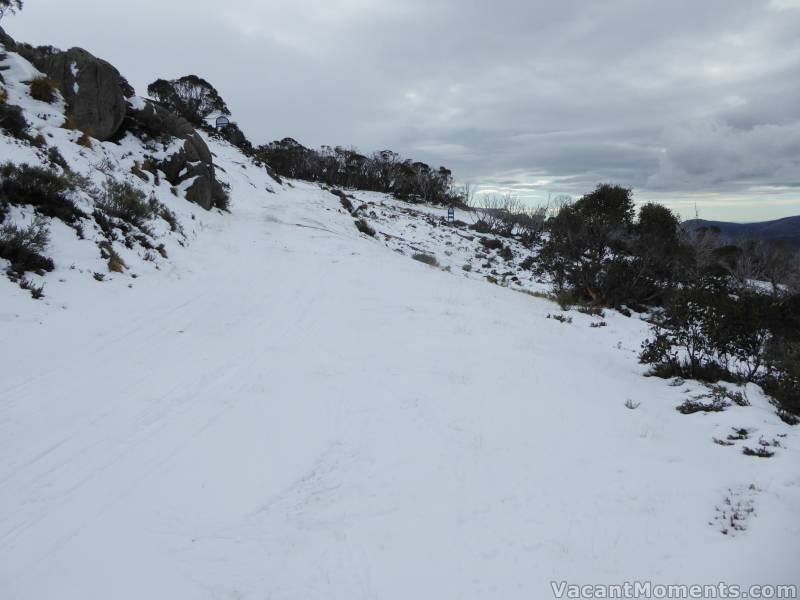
[683,215,800,248]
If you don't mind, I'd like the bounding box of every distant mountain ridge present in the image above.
[683,215,800,248]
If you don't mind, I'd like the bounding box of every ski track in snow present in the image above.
[1,46,800,600]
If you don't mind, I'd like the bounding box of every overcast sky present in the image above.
[5,0,800,221]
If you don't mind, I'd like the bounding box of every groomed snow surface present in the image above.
[2,48,800,600]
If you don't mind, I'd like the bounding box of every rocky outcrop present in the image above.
[2,26,227,211]
[21,45,132,141]
[126,101,228,210]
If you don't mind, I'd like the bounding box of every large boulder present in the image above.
[126,101,227,210]
[17,44,132,141]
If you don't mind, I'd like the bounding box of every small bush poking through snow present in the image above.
[479,237,504,251]
[412,252,439,267]
[18,276,45,299]
[28,77,59,104]
[676,396,728,415]
[354,218,375,237]
[742,446,774,458]
[98,241,126,273]
[0,102,30,140]
[547,313,573,324]
[96,180,160,231]
[76,132,93,148]
[0,217,54,276]
[0,163,84,224]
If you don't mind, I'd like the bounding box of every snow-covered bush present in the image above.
[0,162,84,224]
[0,216,53,276]
[641,278,800,417]
[96,180,160,231]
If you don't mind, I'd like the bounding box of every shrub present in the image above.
[469,219,492,234]
[0,163,84,223]
[547,313,573,324]
[760,336,800,417]
[159,206,181,233]
[61,114,77,130]
[19,276,45,299]
[0,217,54,275]
[255,139,459,206]
[676,397,728,414]
[641,276,800,417]
[520,256,535,270]
[98,241,126,273]
[640,277,773,381]
[0,102,29,140]
[354,218,375,237]
[28,77,58,104]
[742,446,774,458]
[47,147,69,171]
[480,237,504,251]
[76,132,93,148]
[412,252,438,267]
[96,180,159,230]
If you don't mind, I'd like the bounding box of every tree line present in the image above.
[531,184,799,419]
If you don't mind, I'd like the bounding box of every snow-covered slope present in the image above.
[1,47,799,599]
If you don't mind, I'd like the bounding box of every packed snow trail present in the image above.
[1,170,799,597]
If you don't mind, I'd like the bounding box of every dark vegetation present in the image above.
[147,75,230,127]
[257,139,462,206]
[412,252,439,267]
[533,183,799,417]
[0,162,84,223]
[354,218,375,237]
[0,96,30,140]
[96,180,160,231]
[0,217,52,276]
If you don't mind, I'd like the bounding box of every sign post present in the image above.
[215,115,230,131]
[447,207,455,223]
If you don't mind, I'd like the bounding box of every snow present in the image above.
[1,46,799,599]
[70,62,79,94]
[127,95,147,111]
